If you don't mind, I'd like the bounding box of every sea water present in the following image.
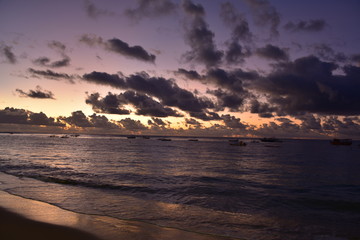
[0,133,359,240]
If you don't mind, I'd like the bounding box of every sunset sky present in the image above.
[1,0,360,138]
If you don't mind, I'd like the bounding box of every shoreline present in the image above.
[0,190,238,240]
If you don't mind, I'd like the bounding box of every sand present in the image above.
[0,190,237,240]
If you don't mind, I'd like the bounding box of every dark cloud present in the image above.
[205,68,257,94]
[312,43,347,63]
[0,107,28,124]
[89,114,119,128]
[48,41,66,52]
[284,19,327,32]
[84,0,114,19]
[244,0,280,38]
[182,0,204,16]
[86,92,131,115]
[33,56,70,68]
[86,91,181,117]
[207,88,245,111]
[181,0,223,67]
[125,0,176,20]
[107,38,156,63]
[0,107,64,126]
[185,118,202,127]
[0,44,17,64]
[148,117,168,127]
[249,99,276,118]
[224,42,251,65]
[297,114,322,131]
[82,70,215,116]
[119,118,148,131]
[28,112,64,126]
[189,111,221,121]
[256,44,288,61]
[351,54,360,65]
[252,56,360,116]
[126,72,215,114]
[80,34,156,63]
[175,68,203,80]
[82,71,127,88]
[221,114,247,129]
[28,68,75,83]
[61,111,93,128]
[220,2,252,42]
[120,90,182,117]
[15,86,55,99]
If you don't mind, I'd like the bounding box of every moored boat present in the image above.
[330,138,352,146]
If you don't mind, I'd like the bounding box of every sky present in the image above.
[1,0,360,138]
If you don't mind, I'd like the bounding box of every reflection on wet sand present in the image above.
[0,191,238,240]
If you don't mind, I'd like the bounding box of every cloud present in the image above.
[221,114,247,129]
[82,71,127,88]
[256,44,288,61]
[85,92,131,115]
[244,0,280,38]
[0,107,64,126]
[80,34,156,63]
[351,54,360,65]
[0,44,17,64]
[207,88,246,111]
[61,111,93,127]
[15,86,55,99]
[86,91,182,117]
[48,41,67,52]
[0,107,28,124]
[284,19,327,32]
[224,42,251,65]
[252,56,360,116]
[148,117,168,127]
[89,114,119,128]
[82,70,219,120]
[28,112,64,126]
[249,99,276,118]
[33,56,71,68]
[107,38,156,63]
[118,118,148,131]
[84,0,114,19]
[181,0,223,67]
[126,72,215,114]
[182,0,204,15]
[125,0,176,21]
[28,68,75,83]
[220,2,252,42]
[185,118,202,128]
[175,68,203,80]
[205,68,257,94]
[312,43,347,63]
[120,90,182,117]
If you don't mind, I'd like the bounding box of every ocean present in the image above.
[0,133,359,240]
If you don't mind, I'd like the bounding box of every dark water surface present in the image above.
[0,133,359,240]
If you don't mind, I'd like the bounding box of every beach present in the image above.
[0,189,236,240]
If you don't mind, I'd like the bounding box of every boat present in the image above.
[259,137,282,143]
[127,136,136,139]
[188,139,199,141]
[330,139,352,146]
[158,138,171,141]
[229,139,246,146]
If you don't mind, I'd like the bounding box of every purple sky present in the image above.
[1,0,360,138]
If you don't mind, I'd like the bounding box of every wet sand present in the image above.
[0,190,238,240]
